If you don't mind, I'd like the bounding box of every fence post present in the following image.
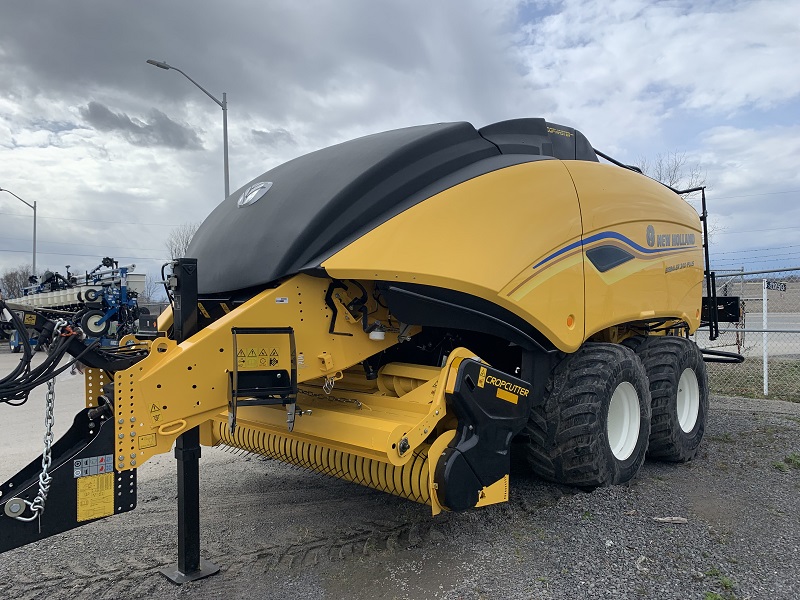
[762,279,768,397]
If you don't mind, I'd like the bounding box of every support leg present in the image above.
[160,258,219,584]
[160,426,219,584]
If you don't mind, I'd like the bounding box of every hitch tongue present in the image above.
[0,407,137,555]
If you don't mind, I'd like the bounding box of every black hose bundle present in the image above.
[0,300,99,406]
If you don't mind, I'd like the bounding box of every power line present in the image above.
[1,235,163,252]
[712,189,800,200]
[711,243,800,256]
[0,210,182,228]
[715,225,800,235]
[713,251,800,263]
[0,248,166,261]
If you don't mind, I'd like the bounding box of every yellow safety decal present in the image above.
[496,388,518,404]
[236,335,290,371]
[23,313,36,325]
[197,302,210,318]
[477,366,487,388]
[138,433,157,449]
[236,347,284,368]
[76,472,114,522]
[220,302,231,314]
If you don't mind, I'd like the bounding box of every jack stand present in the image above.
[160,258,219,584]
[160,427,219,584]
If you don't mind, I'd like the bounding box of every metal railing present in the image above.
[695,267,800,401]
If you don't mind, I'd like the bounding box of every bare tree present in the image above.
[137,274,165,304]
[637,152,723,239]
[165,222,200,260]
[0,264,34,300]
[637,151,706,198]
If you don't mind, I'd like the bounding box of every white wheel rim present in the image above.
[607,381,640,461]
[676,368,700,433]
[86,315,105,335]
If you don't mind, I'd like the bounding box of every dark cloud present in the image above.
[0,1,525,134]
[251,128,295,147]
[79,101,202,149]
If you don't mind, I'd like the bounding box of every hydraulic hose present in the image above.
[0,302,100,405]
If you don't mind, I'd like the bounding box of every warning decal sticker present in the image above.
[77,472,115,522]
[477,366,487,388]
[73,455,114,478]
[235,334,291,371]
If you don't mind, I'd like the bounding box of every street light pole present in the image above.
[146,59,230,198]
[0,188,37,276]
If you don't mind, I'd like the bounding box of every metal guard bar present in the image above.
[701,348,745,364]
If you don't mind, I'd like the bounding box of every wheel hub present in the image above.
[676,368,700,433]
[607,381,640,461]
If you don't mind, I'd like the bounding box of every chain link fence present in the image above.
[694,267,800,401]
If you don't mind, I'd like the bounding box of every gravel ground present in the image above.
[1,349,799,600]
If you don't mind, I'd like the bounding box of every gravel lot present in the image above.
[1,348,799,600]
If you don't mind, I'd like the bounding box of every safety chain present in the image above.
[13,377,56,524]
[298,388,364,409]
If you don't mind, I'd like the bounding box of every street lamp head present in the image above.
[146,59,171,70]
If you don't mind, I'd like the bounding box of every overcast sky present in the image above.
[1,0,798,288]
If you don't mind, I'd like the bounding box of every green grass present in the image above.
[773,461,790,472]
[703,567,739,599]
[720,575,735,590]
[707,357,800,402]
[784,453,800,469]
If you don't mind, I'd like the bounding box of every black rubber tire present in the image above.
[84,288,100,302]
[81,309,110,337]
[525,343,651,487]
[629,336,709,462]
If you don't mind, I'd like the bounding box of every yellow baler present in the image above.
[1,118,734,575]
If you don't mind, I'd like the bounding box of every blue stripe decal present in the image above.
[532,239,583,270]
[532,231,696,271]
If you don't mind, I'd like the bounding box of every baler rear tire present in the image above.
[525,343,651,488]
[630,336,708,462]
